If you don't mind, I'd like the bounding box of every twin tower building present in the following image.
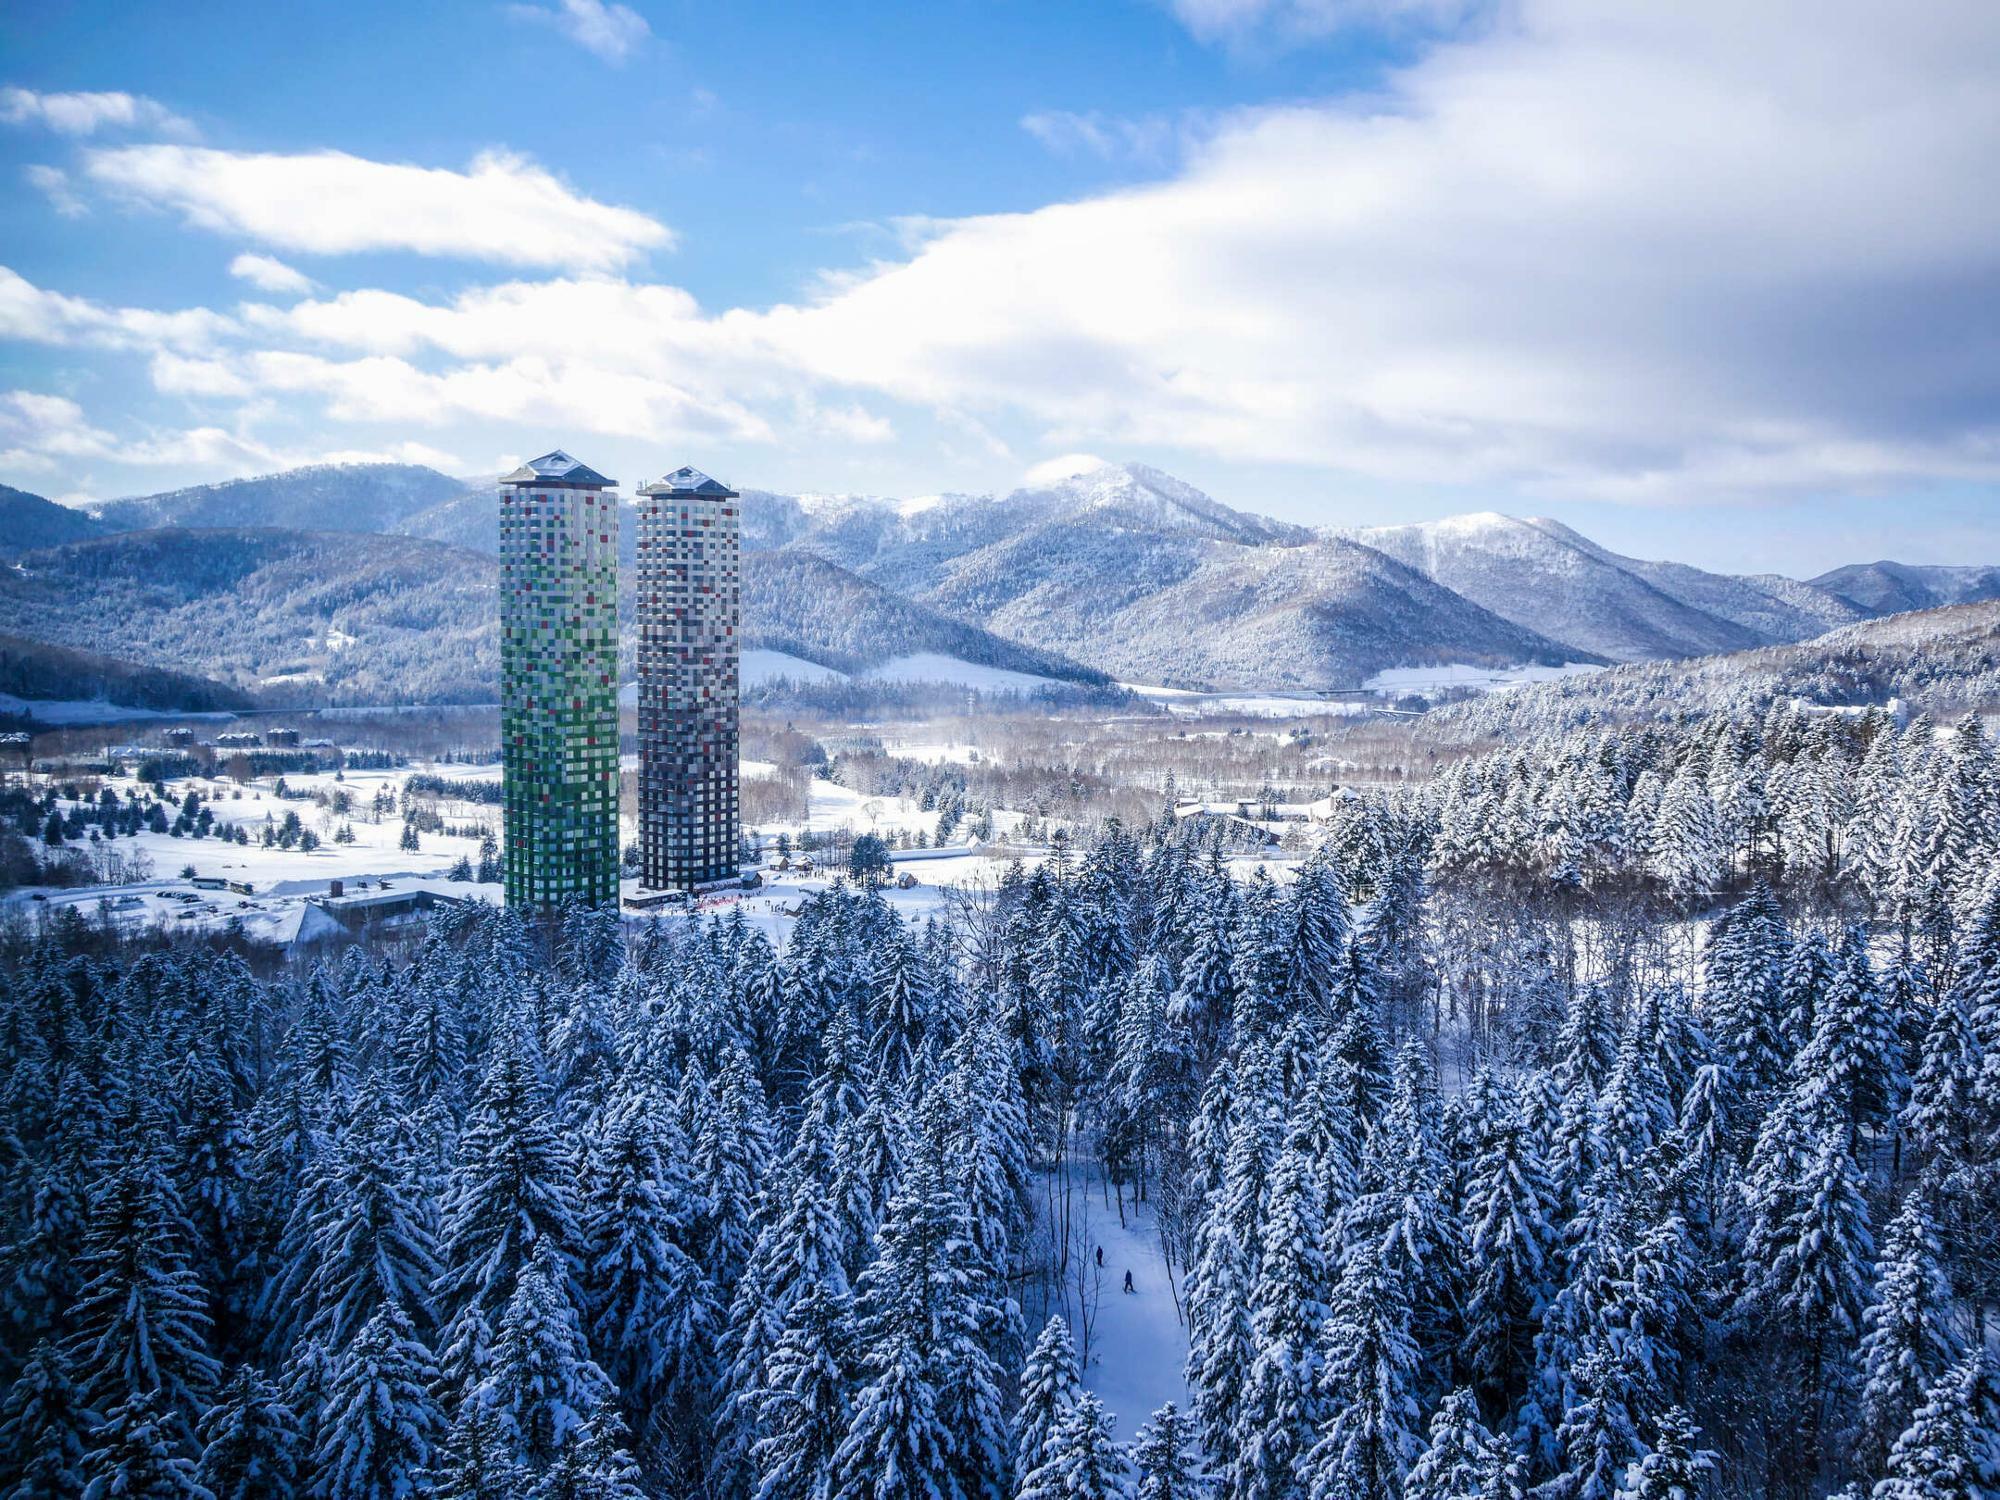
[497,450,741,910]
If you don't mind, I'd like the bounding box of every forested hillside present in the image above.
[0,528,500,705]
[2,705,1995,1498]
[0,634,252,717]
[0,484,103,557]
[0,527,1106,706]
[1425,601,2000,746]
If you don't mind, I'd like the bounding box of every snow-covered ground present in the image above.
[859,653,1061,693]
[1123,683,1374,719]
[1076,1183,1191,1439]
[1361,661,1603,692]
[742,648,846,685]
[0,694,234,726]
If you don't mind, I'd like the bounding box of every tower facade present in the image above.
[636,466,741,891]
[498,450,620,909]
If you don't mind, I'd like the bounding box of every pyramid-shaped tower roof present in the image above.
[500,450,616,488]
[639,465,738,498]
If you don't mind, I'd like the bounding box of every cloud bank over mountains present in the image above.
[1,0,1996,531]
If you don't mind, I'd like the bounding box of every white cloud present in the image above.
[228,253,313,295]
[149,352,253,399]
[1023,453,1112,486]
[24,165,86,217]
[0,265,236,353]
[0,388,463,480]
[753,0,2000,500]
[82,145,671,270]
[9,1,2000,509]
[508,0,652,63]
[1020,111,1184,165]
[241,349,774,446]
[0,86,194,137]
[0,388,274,475]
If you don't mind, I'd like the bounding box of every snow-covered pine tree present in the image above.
[581,1087,709,1446]
[305,1092,442,1352]
[828,1332,957,1500]
[0,1339,90,1500]
[524,1406,648,1500]
[751,1282,855,1500]
[1405,1388,1516,1500]
[1461,1106,1557,1410]
[1542,1341,1644,1500]
[1307,1242,1422,1500]
[1857,1195,1966,1468]
[314,1302,443,1500]
[194,1365,301,1500]
[1129,1403,1206,1500]
[435,1027,587,1347]
[1899,997,1981,1174]
[79,1388,210,1500]
[478,1246,616,1471]
[1233,1124,1332,1500]
[1871,1355,2000,1500]
[65,1148,220,1438]
[1618,1406,1713,1500]
[1015,1314,1084,1482]
[1018,1391,1129,1500]
[426,1399,528,1500]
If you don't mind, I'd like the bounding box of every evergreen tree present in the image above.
[751,1283,855,1500]
[1406,1389,1516,1500]
[1018,1392,1129,1500]
[829,1333,957,1500]
[1872,1356,2000,1500]
[1543,1342,1644,1500]
[314,1302,442,1500]
[525,1407,648,1500]
[1129,1403,1206,1500]
[426,1401,529,1500]
[1618,1407,1712,1500]
[582,1091,708,1435]
[478,1248,616,1470]
[66,1151,219,1438]
[1462,1107,1557,1407]
[1235,1129,1331,1500]
[1858,1197,1966,1468]
[193,1367,299,1500]
[307,1101,442,1352]
[1015,1315,1084,1482]
[436,1031,585,1350]
[79,1389,211,1500]
[1308,1244,1422,1500]
[0,1339,90,1500]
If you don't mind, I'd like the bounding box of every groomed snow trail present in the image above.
[1073,1172,1192,1442]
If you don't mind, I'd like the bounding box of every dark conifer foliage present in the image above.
[0,707,1996,1499]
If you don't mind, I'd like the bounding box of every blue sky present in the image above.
[2,0,1995,575]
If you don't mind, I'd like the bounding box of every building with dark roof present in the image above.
[499,450,620,908]
[635,465,742,891]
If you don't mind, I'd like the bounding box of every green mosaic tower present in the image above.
[499,450,620,909]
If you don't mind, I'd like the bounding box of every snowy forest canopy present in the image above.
[2,708,1999,1499]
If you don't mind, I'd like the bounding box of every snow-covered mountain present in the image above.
[1810,560,2000,616]
[24,455,1997,696]
[1352,512,1867,663]
[758,464,1572,688]
[89,462,471,535]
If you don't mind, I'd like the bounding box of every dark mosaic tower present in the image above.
[498,450,620,909]
[635,465,741,891]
